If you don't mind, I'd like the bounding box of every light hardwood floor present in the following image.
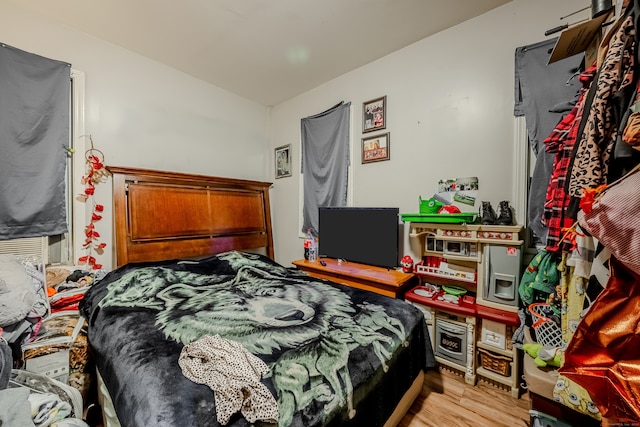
[400,367,531,427]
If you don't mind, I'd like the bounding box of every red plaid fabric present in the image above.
[544,65,597,252]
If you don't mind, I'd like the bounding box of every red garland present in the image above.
[78,139,109,270]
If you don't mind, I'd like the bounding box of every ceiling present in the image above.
[15,0,511,106]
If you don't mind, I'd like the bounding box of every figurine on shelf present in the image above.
[401,255,414,273]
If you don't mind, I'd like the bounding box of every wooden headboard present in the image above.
[107,166,274,267]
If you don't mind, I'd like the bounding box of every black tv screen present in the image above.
[318,207,400,269]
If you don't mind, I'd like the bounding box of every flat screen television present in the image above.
[318,207,400,269]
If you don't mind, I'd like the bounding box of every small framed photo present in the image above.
[275,144,291,178]
[362,133,390,164]
[362,96,386,133]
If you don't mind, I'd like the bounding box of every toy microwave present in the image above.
[443,241,477,257]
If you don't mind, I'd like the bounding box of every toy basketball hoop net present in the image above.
[528,303,565,349]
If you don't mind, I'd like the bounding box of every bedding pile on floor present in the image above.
[0,255,49,356]
[0,369,89,426]
[0,258,106,426]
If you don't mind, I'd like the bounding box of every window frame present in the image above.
[48,69,86,265]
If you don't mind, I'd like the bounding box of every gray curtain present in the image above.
[514,39,582,245]
[301,102,350,235]
[0,43,70,240]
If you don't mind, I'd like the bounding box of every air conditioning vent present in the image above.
[0,236,49,263]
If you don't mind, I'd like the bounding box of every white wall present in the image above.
[0,1,270,270]
[268,0,587,266]
[1,0,588,270]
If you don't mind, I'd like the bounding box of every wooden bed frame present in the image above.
[102,166,423,427]
[107,166,274,267]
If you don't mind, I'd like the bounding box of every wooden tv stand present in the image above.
[292,258,417,298]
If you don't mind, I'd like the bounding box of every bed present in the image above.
[80,166,435,427]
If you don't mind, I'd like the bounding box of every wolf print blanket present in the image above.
[80,251,435,427]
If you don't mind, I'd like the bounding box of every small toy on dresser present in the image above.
[401,255,414,273]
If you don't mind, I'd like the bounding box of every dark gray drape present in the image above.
[514,39,582,245]
[301,102,350,235]
[0,43,70,240]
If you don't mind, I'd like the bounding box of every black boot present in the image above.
[496,201,513,225]
[480,201,496,225]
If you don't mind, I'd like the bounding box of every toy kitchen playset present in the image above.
[401,186,524,397]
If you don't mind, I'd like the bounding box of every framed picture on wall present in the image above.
[362,96,386,133]
[362,133,390,164]
[275,144,292,178]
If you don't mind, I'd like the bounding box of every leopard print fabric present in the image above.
[568,14,636,197]
[178,334,279,425]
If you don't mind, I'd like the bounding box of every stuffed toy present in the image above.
[519,250,560,307]
[523,342,563,368]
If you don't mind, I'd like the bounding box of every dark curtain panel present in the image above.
[301,102,350,235]
[514,39,583,245]
[0,43,71,240]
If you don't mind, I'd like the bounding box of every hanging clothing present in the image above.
[514,38,583,245]
[552,255,601,421]
[618,79,640,150]
[614,77,640,172]
[543,65,597,252]
[568,13,637,198]
[563,227,609,339]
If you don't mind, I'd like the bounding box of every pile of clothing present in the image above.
[0,256,105,426]
[0,369,88,427]
[0,255,49,365]
[46,267,105,313]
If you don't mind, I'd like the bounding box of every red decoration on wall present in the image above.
[78,136,110,270]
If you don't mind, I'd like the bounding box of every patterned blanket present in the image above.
[80,251,435,427]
